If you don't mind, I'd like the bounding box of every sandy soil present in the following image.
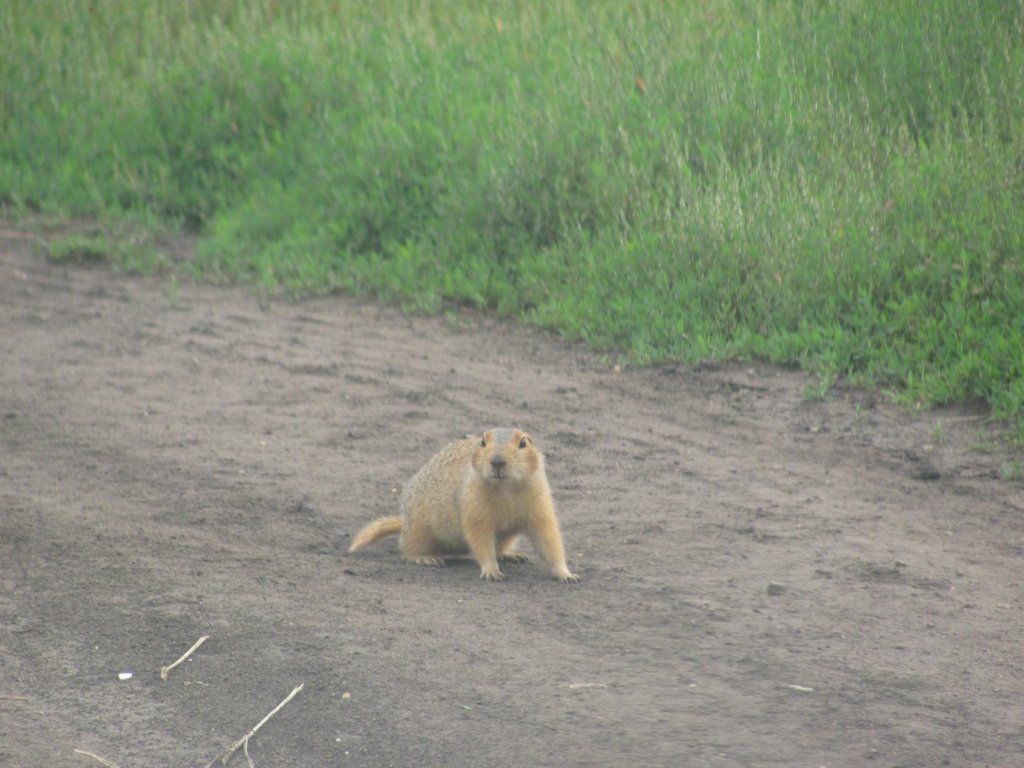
[1,225,1022,768]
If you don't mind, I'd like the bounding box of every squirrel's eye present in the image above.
[518,437,528,449]
[480,437,487,447]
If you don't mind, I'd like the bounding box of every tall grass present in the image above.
[2,1,1022,436]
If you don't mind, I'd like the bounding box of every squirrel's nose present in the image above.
[491,454,507,469]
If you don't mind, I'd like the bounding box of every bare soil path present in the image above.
[1,226,1022,767]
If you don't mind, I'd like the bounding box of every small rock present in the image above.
[766,582,786,596]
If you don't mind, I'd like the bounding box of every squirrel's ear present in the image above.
[480,433,488,447]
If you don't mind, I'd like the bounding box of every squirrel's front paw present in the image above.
[480,567,506,581]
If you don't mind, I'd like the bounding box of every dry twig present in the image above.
[203,683,304,768]
[73,749,122,768]
[160,635,209,681]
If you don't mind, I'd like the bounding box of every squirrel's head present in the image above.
[472,428,542,487]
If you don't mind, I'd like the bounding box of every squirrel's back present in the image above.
[399,435,478,535]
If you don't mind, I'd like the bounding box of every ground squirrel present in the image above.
[349,428,579,582]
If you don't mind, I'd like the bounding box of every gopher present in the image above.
[349,428,579,582]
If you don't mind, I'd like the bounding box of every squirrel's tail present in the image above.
[348,516,403,552]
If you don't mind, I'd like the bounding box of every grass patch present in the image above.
[2,0,1022,439]
[42,234,111,265]
[30,218,173,274]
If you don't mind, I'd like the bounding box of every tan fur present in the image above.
[348,428,579,582]
[347,516,403,551]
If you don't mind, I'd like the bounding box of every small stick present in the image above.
[203,683,304,768]
[73,749,122,768]
[160,635,209,681]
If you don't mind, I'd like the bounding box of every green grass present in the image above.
[2,0,1022,439]
[28,218,173,273]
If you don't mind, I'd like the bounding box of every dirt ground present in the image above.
[1,224,1022,768]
